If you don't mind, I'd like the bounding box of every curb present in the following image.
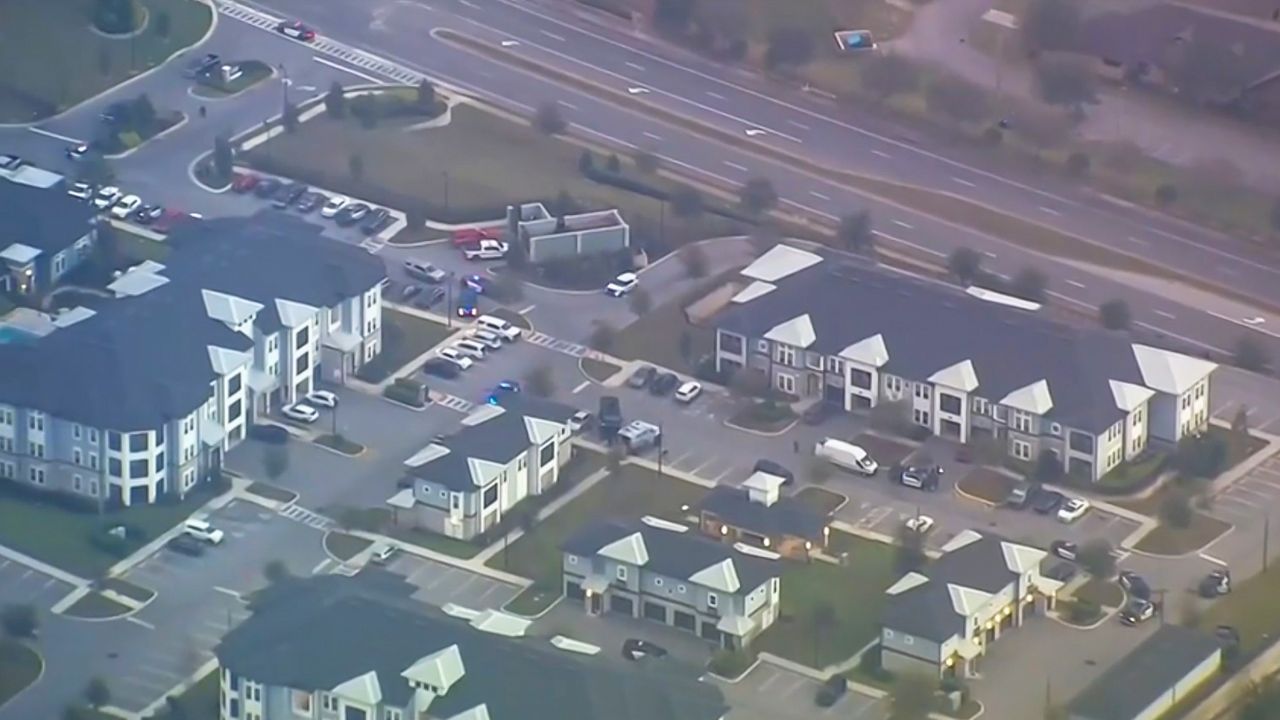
[951,480,1003,509]
[321,529,373,566]
[1127,519,1235,559]
[0,642,45,716]
[706,654,763,684]
[501,591,565,620]
[723,415,799,437]
[310,437,368,458]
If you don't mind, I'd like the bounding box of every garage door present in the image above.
[673,610,696,632]
[565,581,585,601]
[643,601,667,623]
[610,595,634,616]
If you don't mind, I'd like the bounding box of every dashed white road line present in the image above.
[1066,280,1086,289]
[809,190,830,201]
[558,100,579,110]
[952,177,977,188]
[1039,206,1062,216]
[572,381,590,394]
[459,0,479,7]
[126,617,156,630]
[982,250,998,259]
[1154,309,1177,319]
[892,220,913,229]
[213,586,242,599]
[706,90,726,100]
[1127,235,1148,245]
[28,126,82,144]
[724,160,748,172]
[625,61,645,71]
[540,29,565,41]
[871,149,892,158]
[517,304,536,313]
[643,131,663,141]
[788,119,811,130]
[1198,553,1228,566]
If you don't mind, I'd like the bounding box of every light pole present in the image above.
[445,271,455,328]
[1264,514,1271,571]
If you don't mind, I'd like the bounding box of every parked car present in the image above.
[468,328,503,350]
[1057,497,1091,523]
[1004,481,1032,510]
[110,194,142,219]
[752,459,794,485]
[462,239,508,260]
[1199,568,1231,598]
[621,638,668,662]
[65,143,91,161]
[253,177,282,198]
[92,185,121,209]
[899,463,942,491]
[618,420,662,452]
[605,272,638,297]
[1030,488,1064,515]
[404,259,447,284]
[422,357,461,379]
[132,204,165,224]
[452,227,498,246]
[1119,598,1155,626]
[231,172,260,193]
[320,195,348,218]
[184,519,225,544]
[649,372,679,396]
[272,182,307,209]
[476,314,522,341]
[361,207,393,235]
[1119,570,1151,601]
[335,202,371,227]
[248,424,290,444]
[599,395,623,438]
[183,52,221,78]
[627,365,657,389]
[276,19,316,41]
[67,182,94,200]
[1050,540,1078,561]
[814,438,878,476]
[167,534,206,557]
[295,191,324,213]
[905,515,935,534]
[437,347,474,370]
[674,381,702,403]
[370,544,397,565]
[816,676,848,708]
[453,339,487,360]
[306,390,338,409]
[456,288,479,318]
[282,403,320,424]
[568,410,593,432]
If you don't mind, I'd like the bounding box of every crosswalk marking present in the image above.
[279,503,335,531]
[526,331,588,358]
[431,392,475,413]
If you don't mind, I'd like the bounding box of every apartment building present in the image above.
[0,216,385,506]
[712,245,1217,482]
[562,516,782,650]
[695,471,830,560]
[0,172,96,295]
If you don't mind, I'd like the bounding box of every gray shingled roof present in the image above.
[408,395,576,491]
[0,215,384,430]
[563,518,780,593]
[715,259,1141,433]
[697,486,828,542]
[0,176,95,254]
[216,573,729,720]
[1067,625,1221,720]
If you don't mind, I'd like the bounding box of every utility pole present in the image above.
[1265,514,1271,571]
[445,272,454,329]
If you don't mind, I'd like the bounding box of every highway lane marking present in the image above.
[724,161,748,172]
[871,149,892,158]
[540,30,566,41]
[625,61,646,71]
[1127,235,1148,245]
[643,131,663,141]
[952,177,977,188]
[1038,206,1061,216]
[1066,280,1086,289]
[313,56,384,84]
[517,304,536,313]
[1134,320,1228,354]
[892,220,913,229]
[706,91,726,100]
[982,250,997,258]
[572,381,590,394]
[809,191,830,200]
[126,617,156,630]
[459,0,479,7]
[28,126,82,144]
[788,119,811,130]
[1154,310,1176,319]
[312,559,334,575]
[1219,266,1238,276]
[1206,310,1280,340]
[557,100,579,110]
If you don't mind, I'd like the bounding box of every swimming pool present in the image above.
[0,326,37,345]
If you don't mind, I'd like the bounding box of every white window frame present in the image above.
[707,592,718,608]
[776,373,796,395]
[755,339,768,353]
[616,565,628,581]
[655,577,664,586]
[1012,439,1032,461]
[1049,422,1062,437]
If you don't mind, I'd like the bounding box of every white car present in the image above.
[905,515,935,534]
[452,339,487,359]
[467,328,503,349]
[462,239,508,261]
[1057,497,1091,523]
[282,403,320,424]
[568,410,592,432]
[67,182,93,200]
[404,259,446,284]
[605,272,639,297]
[305,390,338,409]
[437,347,475,369]
[184,519,225,544]
[476,314,522,341]
[92,185,121,209]
[674,381,702,403]
[110,194,142,219]
[320,195,349,218]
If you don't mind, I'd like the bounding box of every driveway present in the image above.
[0,557,73,610]
[1211,367,1280,435]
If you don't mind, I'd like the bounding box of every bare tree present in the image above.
[534,102,567,135]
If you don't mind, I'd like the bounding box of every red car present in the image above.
[231,173,260,193]
[276,20,316,41]
[451,227,499,247]
[153,209,193,234]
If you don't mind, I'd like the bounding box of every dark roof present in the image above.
[0,176,95,254]
[714,258,1140,433]
[1067,625,1221,720]
[0,215,385,430]
[217,573,729,720]
[881,534,1027,642]
[563,518,780,593]
[407,395,576,491]
[697,486,828,542]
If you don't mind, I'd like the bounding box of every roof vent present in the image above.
[640,516,688,533]
[733,543,781,560]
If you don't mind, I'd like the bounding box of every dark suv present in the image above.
[599,395,622,439]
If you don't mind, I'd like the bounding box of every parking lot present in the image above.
[1212,367,1280,435]
[719,663,884,720]
[0,557,73,610]
[384,553,520,610]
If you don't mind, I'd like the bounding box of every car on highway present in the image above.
[422,357,461,379]
[462,239,508,260]
[131,204,165,224]
[404,260,447,284]
[276,19,316,41]
[167,534,206,557]
[1119,570,1151,600]
[253,177,282,198]
[621,638,668,662]
[231,172,260,193]
[183,53,221,78]
[815,676,848,708]
[627,365,657,389]
[295,191,325,213]
[282,403,320,424]
[1199,568,1231,598]
[674,381,702,403]
[1049,540,1078,561]
[437,347,474,370]
[905,515,935,534]
[1030,488,1065,515]
[183,518,225,544]
[605,272,639,297]
[110,194,142,219]
[361,207,393,235]
[320,195,348,218]
[67,182,94,200]
[335,203,371,227]
[1057,497,1090,523]
[1119,598,1155,626]
[306,390,339,409]
[752,459,794,485]
[92,185,121,209]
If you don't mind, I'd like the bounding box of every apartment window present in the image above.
[1011,411,1032,434]
[156,452,165,472]
[1012,439,1032,461]
[28,411,44,431]
[229,400,243,423]
[972,397,989,416]
[73,448,82,466]
[539,441,556,467]
[344,706,368,720]
[827,357,843,374]
[385,709,402,720]
[290,690,313,714]
[109,458,122,477]
[321,694,338,711]
[72,424,81,440]
[771,577,780,595]
[482,484,498,507]
[28,441,44,459]
[229,699,240,719]
[912,409,930,427]
[1049,423,1062,437]
[295,355,308,375]
[776,345,796,366]
[129,433,147,452]
[228,374,242,396]
[130,459,148,478]
[295,326,310,349]
[0,461,12,479]
[755,339,768,353]
[885,376,903,394]
[1069,431,1094,454]
[707,592,718,608]
[89,429,98,445]
[1134,409,1143,425]
[89,454,99,471]
[913,383,931,400]
[29,466,45,485]
[719,333,743,355]
[849,369,872,390]
[0,407,10,425]
[268,335,277,353]
[0,436,10,453]
[939,394,962,415]
[616,565,628,581]
[776,373,796,395]
[89,479,99,496]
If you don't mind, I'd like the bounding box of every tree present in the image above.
[888,673,936,720]
[415,78,436,111]
[1022,0,1081,55]
[1066,152,1091,177]
[131,94,157,130]
[1077,539,1116,579]
[75,154,115,186]
[534,102,566,135]
[1155,183,1178,206]
[324,81,346,118]
[670,184,705,218]
[524,364,555,398]
[0,604,37,639]
[1035,57,1097,113]
[348,153,365,182]
[863,53,921,102]
[94,0,137,34]
[653,0,697,33]
[1232,405,1251,437]
[1171,39,1253,105]
[764,26,815,72]
[1160,490,1194,529]
[1010,266,1048,302]
[1098,299,1131,330]
[680,244,709,278]
[263,560,290,584]
[836,211,874,254]
[810,601,838,665]
[282,101,299,133]
[212,135,233,180]
[926,78,989,124]
[155,11,171,39]
[739,177,778,216]
[634,150,660,175]
[894,522,927,573]
[1235,336,1270,372]
[629,286,652,315]
[947,247,983,284]
[262,444,289,483]
[84,677,110,709]
[588,321,617,352]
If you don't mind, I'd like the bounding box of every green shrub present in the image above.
[708,649,756,679]
[1067,599,1101,624]
[383,382,425,408]
[119,131,142,149]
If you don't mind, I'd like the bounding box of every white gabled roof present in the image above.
[598,532,649,565]
[444,705,492,720]
[466,457,507,487]
[207,346,251,375]
[1132,344,1216,395]
[332,670,382,706]
[405,443,450,468]
[402,644,466,693]
[940,529,984,554]
[202,289,262,325]
[1000,379,1053,415]
[524,415,563,445]
[929,360,979,393]
[839,334,889,367]
[1000,541,1046,574]
[965,286,1042,312]
[0,242,41,264]
[1110,380,1156,413]
[689,558,741,593]
[763,314,816,348]
[741,245,823,282]
[730,280,777,304]
[462,404,505,426]
[742,471,786,494]
[948,583,994,616]
[274,298,318,328]
[885,571,930,595]
[469,610,531,637]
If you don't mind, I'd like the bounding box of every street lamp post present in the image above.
[445,271,455,329]
[1265,514,1271,571]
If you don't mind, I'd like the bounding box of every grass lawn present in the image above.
[323,531,372,562]
[1214,425,1268,472]
[580,357,622,383]
[244,481,297,505]
[612,267,739,374]
[956,468,1015,505]
[314,434,365,456]
[794,486,847,515]
[0,641,41,706]
[1072,578,1124,608]
[245,102,740,248]
[1096,451,1169,494]
[756,531,897,668]
[0,0,212,122]
[64,590,132,619]
[191,59,272,98]
[357,308,452,383]
[727,401,797,433]
[488,462,709,613]
[101,577,155,604]
[326,506,482,560]
[1203,560,1280,656]
[1133,512,1232,556]
[0,479,227,578]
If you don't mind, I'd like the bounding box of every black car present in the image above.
[253,177,283,198]
[752,459,794,485]
[599,395,623,438]
[649,372,680,396]
[417,287,447,310]
[248,424,290,445]
[361,207,393,235]
[1030,488,1065,514]
[899,464,942,491]
[627,365,657,389]
[1044,561,1078,583]
[1049,540,1078,561]
[167,534,206,557]
[272,182,307,209]
[295,192,324,214]
[401,284,423,301]
[621,638,668,661]
[183,52,221,78]
[335,202,371,227]
[1119,598,1155,626]
[815,676,848,708]
[1199,568,1231,598]
[422,358,460,379]
[1119,570,1151,600]
[132,204,165,224]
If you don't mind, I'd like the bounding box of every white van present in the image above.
[476,314,522,342]
[814,438,878,476]
[183,518,225,544]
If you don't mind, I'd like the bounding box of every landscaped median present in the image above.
[62,590,133,620]
[323,531,373,563]
[579,357,622,383]
[314,433,366,456]
[0,640,41,707]
[357,308,454,384]
[726,399,798,435]
[191,60,273,98]
[954,467,1016,505]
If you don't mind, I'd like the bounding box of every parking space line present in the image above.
[126,616,156,630]
[1232,486,1273,500]
[452,574,479,597]
[213,586,243,600]
[756,670,783,693]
